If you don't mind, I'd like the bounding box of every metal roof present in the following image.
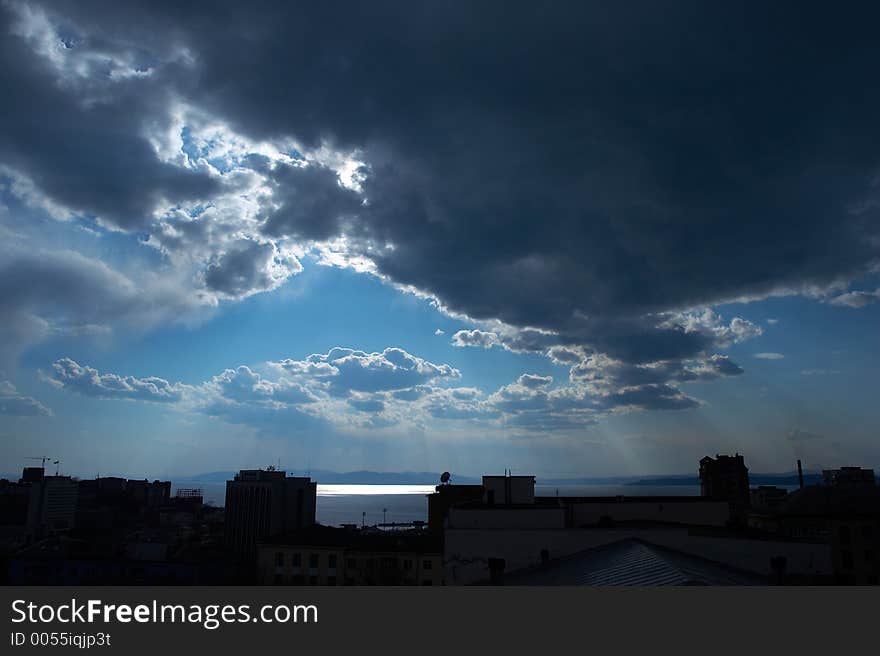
[503,538,765,586]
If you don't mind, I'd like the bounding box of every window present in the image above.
[863,525,875,540]
[865,550,875,562]
[292,553,302,567]
[403,559,413,571]
[346,558,356,569]
[839,525,851,545]
[328,555,337,568]
[380,557,397,569]
[274,552,284,566]
[309,554,319,568]
[422,559,433,570]
[842,550,854,570]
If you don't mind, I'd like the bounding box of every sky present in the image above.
[0,1,878,480]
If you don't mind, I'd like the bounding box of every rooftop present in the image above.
[775,485,880,518]
[503,538,766,586]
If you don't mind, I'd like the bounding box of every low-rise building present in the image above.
[427,483,484,531]
[750,486,789,512]
[443,469,833,585]
[482,474,535,505]
[767,485,880,585]
[822,467,876,488]
[258,525,443,586]
[444,524,832,585]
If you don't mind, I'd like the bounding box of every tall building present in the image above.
[26,474,79,539]
[224,469,316,558]
[699,454,751,518]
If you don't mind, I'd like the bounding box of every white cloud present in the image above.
[47,358,189,402]
[827,288,880,308]
[0,381,52,416]
[451,329,501,349]
[753,352,785,360]
[669,309,763,346]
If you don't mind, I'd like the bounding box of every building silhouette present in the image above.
[25,471,78,539]
[258,525,443,586]
[750,483,880,585]
[822,467,876,488]
[750,485,789,512]
[483,474,535,505]
[125,479,172,508]
[224,468,316,559]
[699,454,751,521]
[427,483,483,531]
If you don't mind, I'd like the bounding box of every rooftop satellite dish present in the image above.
[440,471,451,484]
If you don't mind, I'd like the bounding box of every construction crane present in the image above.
[26,456,52,468]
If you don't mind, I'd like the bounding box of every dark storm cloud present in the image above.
[0,3,218,230]
[133,0,880,331]
[260,163,363,240]
[599,384,701,412]
[7,1,880,371]
[202,238,300,299]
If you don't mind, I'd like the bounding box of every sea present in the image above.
[173,482,710,527]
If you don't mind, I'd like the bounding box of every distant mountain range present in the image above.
[177,469,833,487]
[624,471,825,487]
[176,470,482,485]
[0,468,840,487]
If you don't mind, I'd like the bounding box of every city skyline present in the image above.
[2,1,879,479]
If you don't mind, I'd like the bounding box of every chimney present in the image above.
[797,460,804,489]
